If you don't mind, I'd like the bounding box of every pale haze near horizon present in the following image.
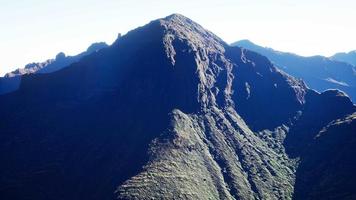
[1,0,356,76]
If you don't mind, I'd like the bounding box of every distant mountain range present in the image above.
[232,40,356,102]
[0,14,355,200]
[0,42,108,95]
[331,50,356,66]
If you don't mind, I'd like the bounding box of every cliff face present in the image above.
[0,14,355,200]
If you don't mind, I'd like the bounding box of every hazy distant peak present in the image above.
[331,50,356,66]
[232,40,301,57]
[55,52,66,60]
[234,39,256,46]
[3,42,108,78]
[233,39,356,102]
[86,42,108,53]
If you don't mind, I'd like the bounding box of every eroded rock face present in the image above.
[0,14,355,200]
[117,108,296,200]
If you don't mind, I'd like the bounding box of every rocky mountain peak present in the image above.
[0,14,355,200]
[159,13,227,60]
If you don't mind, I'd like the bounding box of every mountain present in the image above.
[0,42,108,95]
[331,50,356,66]
[232,40,356,102]
[0,14,355,200]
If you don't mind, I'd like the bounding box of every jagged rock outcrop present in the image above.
[0,14,355,200]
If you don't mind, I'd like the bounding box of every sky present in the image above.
[1,0,356,76]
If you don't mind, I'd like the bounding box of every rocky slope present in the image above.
[0,14,355,200]
[0,42,108,95]
[232,40,356,102]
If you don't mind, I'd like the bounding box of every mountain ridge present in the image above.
[0,42,108,95]
[0,14,355,200]
[331,50,356,66]
[232,40,356,102]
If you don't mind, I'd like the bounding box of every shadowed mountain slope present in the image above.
[0,14,355,200]
[232,40,356,102]
[294,112,356,199]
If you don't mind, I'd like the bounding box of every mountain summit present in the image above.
[0,14,355,200]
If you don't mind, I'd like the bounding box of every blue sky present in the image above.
[1,0,356,75]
